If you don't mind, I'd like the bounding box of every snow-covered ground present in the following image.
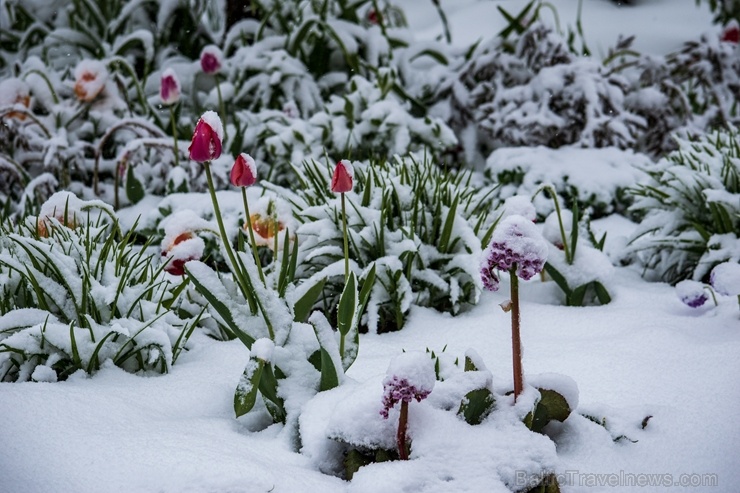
[1,1,737,493]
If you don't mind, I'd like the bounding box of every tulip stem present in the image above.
[241,187,266,286]
[204,162,274,340]
[509,265,523,401]
[341,192,349,281]
[169,106,180,167]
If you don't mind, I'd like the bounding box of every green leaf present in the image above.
[336,272,357,336]
[125,165,145,204]
[544,263,571,297]
[234,357,265,418]
[569,284,588,307]
[318,346,340,391]
[438,195,459,254]
[185,264,255,348]
[459,388,495,425]
[593,281,612,305]
[293,277,326,322]
[525,388,573,434]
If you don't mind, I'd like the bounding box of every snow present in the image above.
[710,262,740,296]
[199,110,224,142]
[2,2,739,493]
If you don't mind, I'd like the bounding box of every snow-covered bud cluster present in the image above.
[0,78,31,120]
[480,215,549,291]
[380,352,435,419]
[710,262,740,296]
[675,280,709,308]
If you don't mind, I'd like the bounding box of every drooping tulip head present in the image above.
[188,111,223,162]
[74,60,108,102]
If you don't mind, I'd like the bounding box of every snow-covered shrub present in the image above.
[628,128,740,284]
[273,155,498,333]
[0,192,198,381]
[446,22,644,164]
[485,146,651,219]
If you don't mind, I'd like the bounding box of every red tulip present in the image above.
[230,153,257,187]
[189,111,223,162]
[331,160,354,193]
[722,21,739,43]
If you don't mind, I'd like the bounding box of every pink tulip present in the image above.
[160,68,181,105]
[231,153,257,187]
[200,46,223,74]
[331,160,354,193]
[189,111,224,162]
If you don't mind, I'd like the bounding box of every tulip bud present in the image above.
[160,68,181,105]
[200,45,223,74]
[188,111,224,162]
[721,20,739,44]
[331,159,354,193]
[230,153,257,187]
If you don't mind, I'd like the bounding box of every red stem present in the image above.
[510,266,523,401]
[397,400,409,460]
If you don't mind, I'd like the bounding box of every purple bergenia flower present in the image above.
[480,214,549,291]
[380,352,435,419]
[675,280,709,308]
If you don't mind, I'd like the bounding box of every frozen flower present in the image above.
[74,60,108,102]
[721,20,739,43]
[161,231,204,276]
[245,213,285,248]
[0,78,31,120]
[160,68,181,105]
[188,111,223,162]
[675,280,709,308]
[710,262,740,296]
[200,45,223,74]
[481,214,549,290]
[36,191,85,237]
[230,153,257,187]
[380,352,435,419]
[331,160,353,193]
[367,7,379,24]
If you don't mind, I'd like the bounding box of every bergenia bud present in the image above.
[380,352,435,419]
[200,45,223,74]
[675,280,708,308]
[710,262,740,296]
[74,60,108,102]
[331,159,353,193]
[188,111,223,162]
[160,68,181,105]
[721,20,739,43]
[481,215,549,290]
[230,153,257,187]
